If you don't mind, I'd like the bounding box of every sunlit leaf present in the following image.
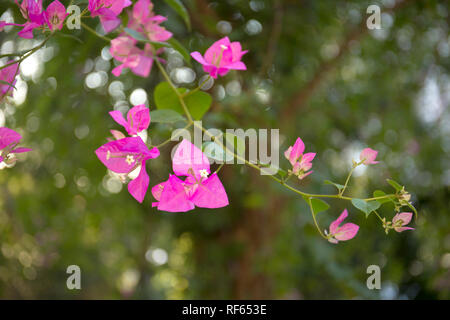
[154,82,211,120]
[324,180,345,192]
[150,109,186,123]
[351,199,381,218]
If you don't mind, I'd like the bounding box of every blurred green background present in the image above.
[0,0,449,299]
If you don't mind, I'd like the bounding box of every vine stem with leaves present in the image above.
[77,23,399,237]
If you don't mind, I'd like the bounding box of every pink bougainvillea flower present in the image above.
[326,209,359,244]
[360,147,379,165]
[129,0,172,42]
[0,1,44,39]
[109,104,150,136]
[17,0,45,25]
[152,139,229,212]
[284,137,316,180]
[191,37,248,79]
[392,212,414,232]
[88,0,132,33]
[0,61,19,101]
[95,136,160,203]
[43,0,68,31]
[0,127,32,164]
[109,36,163,77]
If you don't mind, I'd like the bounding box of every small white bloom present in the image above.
[126,155,135,165]
[199,169,209,179]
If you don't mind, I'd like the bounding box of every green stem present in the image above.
[0,35,52,71]
[339,165,356,197]
[82,27,396,238]
[182,75,212,98]
[214,162,225,174]
[154,59,194,123]
[307,197,327,239]
[154,123,192,148]
[81,22,112,42]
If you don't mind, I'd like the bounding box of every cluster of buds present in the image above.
[382,212,414,234]
[284,137,316,180]
[396,187,412,210]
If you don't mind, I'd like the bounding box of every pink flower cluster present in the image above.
[95,105,159,203]
[326,209,359,244]
[0,61,19,102]
[191,37,248,79]
[109,0,172,78]
[95,114,229,210]
[284,137,316,180]
[152,140,229,212]
[88,0,132,33]
[0,127,31,165]
[0,0,68,39]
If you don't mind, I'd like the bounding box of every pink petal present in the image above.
[203,65,220,79]
[128,162,149,203]
[360,148,379,165]
[151,181,166,201]
[127,104,150,135]
[157,175,195,212]
[392,212,413,226]
[329,209,349,235]
[204,37,231,64]
[111,64,125,77]
[334,223,359,241]
[109,110,129,130]
[228,61,247,71]
[132,0,150,22]
[44,0,67,31]
[11,147,32,154]
[284,146,293,162]
[172,139,210,180]
[190,173,229,209]
[394,226,415,232]
[0,127,22,150]
[95,137,144,173]
[289,137,305,165]
[191,51,208,66]
[110,130,126,140]
[98,8,121,33]
[302,152,316,163]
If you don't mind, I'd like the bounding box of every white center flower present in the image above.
[220,44,228,50]
[199,169,209,179]
[126,155,135,165]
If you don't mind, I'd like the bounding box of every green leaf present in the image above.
[168,38,191,64]
[150,109,186,123]
[406,201,419,219]
[351,199,381,218]
[184,90,212,120]
[202,141,233,162]
[387,179,403,191]
[124,27,148,42]
[373,190,395,204]
[324,180,345,192]
[0,80,16,90]
[164,0,191,30]
[310,198,330,215]
[154,82,212,120]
